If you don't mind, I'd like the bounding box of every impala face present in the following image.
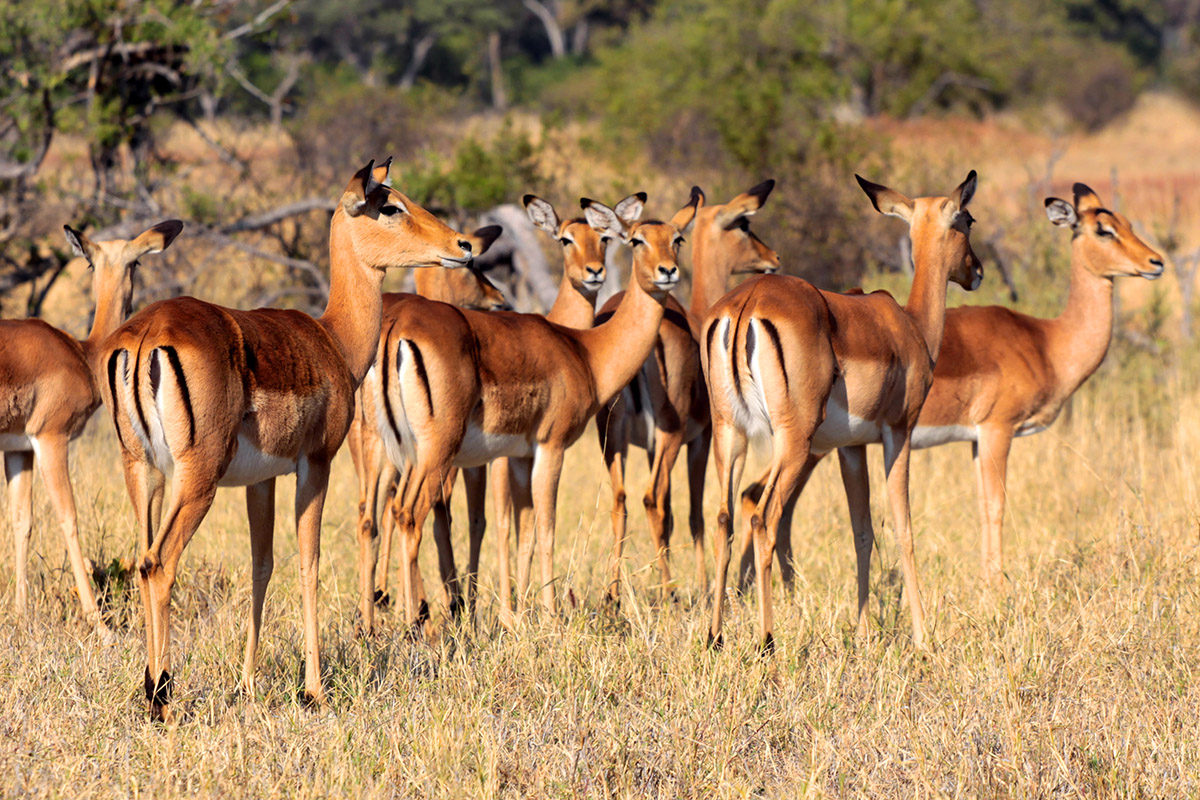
[692,179,781,275]
[340,158,482,270]
[64,220,184,310]
[526,192,648,298]
[857,170,984,292]
[583,190,699,297]
[1045,183,1165,280]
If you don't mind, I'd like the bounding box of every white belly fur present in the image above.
[811,394,882,453]
[910,424,978,449]
[454,423,534,467]
[0,434,32,451]
[218,435,295,487]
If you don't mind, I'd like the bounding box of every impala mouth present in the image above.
[1139,270,1163,280]
[440,255,473,269]
[583,277,606,290]
[654,276,680,291]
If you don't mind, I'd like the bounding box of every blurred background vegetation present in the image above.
[2,0,1200,361]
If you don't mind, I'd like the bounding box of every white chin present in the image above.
[1140,271,1162,281]
[440,257,471,268]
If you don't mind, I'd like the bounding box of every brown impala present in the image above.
[98,159,497,720]
[703,171,982,651]
[1,221,181,634]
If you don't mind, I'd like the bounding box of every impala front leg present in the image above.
[708,420,747,650]
[686,431,710,597]
[974,424,1014,587]
[295,458,330,707]
[882,426,927,650]
[531,446,565,615]
[4,451,33,619]
[242,478,275,696]
[837,445,874,640]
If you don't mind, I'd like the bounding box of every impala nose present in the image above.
[656,264,679,284]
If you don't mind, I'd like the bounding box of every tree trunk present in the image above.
[570,18,589,55]
[522,0,567,59]
[400,31,438,90]
[488,31,508,110]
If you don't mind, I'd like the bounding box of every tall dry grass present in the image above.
[0,332,1197,797]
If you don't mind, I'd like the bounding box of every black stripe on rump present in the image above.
[132,336,149,441]
[160,346,195,446]
[759,318,789,392]
[106,351,126,448]
[407,340,434,418]
[380,321,403,446]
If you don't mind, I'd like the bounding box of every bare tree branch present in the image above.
[222,0,292,41]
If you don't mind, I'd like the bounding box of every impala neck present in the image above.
[82,264,135,358]
[689,242,733,319]
[572,281,667,406]
[1046,237,1115,394]
[319,208,387,386]
[546,275,597,328]
[904,237,953,363]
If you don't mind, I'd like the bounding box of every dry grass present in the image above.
[1,338,1198,798]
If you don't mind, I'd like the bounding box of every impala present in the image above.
[98,159,497,720]
[703,171,982,651]
[1,221,181,633]
[348,266,510,634]
[369,192,697,632]
[596,181,779,604]
[736,182,1164,593]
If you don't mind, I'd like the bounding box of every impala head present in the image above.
[525,192,646,298]
[856,170,983,291]
[691,180,780,275]
[338,158,501,270]
[64,220,183,307]
[1045,183,1164,280]
[583,189,700,298]
[446,267,513,311]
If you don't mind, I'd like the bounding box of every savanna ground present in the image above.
[4,96,1200,798]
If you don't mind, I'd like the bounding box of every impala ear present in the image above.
[950,170,978,210]
[470,225,503,256]
[523,194,560,235]
[371,156,394,188]
[856,174,914,223]
[127,220,184,259]
[63,225,94,261]
[668,186,702,232]
[342,159,376,217]
[1073,182,1103,213]
[1044,197,1078,228]
[613,191,647,225]
[582,198,627,240]
[715,178,775,228]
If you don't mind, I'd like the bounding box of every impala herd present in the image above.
[0,158,1166,721]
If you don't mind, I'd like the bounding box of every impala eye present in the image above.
[560,237,572,246]
[1097,225,1115,238]
[630,238,645,247]
[600,236,612,245]
[380,204,404,216]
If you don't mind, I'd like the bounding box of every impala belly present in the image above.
[218,434,295,487]
[1015,422,1049,438]
[454,423,534,467]
[910,424,978,449]
[0,434,32,451]
[811,388,882,453]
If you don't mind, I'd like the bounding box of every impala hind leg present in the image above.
[882,427,927,649]
[492,458,517,630]
[736,475,765,594]
[241,479,275,696]
[686,431,710,597]
[599,414,630,605]
[837,445,875,639]
[396,469,437,633]
[462,465,488,620]
[708,422,747,649]
[431,468,462,617]
[974,425,1014,587]
[141,469,219,722]
[33,435,108,633]
[294,459,330,706]
[645,431,683,601]
[376,467,400,605]
[4,451,34,618]
[509,458,536,616]
[749,446,816,653]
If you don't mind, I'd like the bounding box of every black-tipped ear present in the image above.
[63,225,91,259]
[582,199,627,239]
[1044,197,1077,228]
[472,225,503,256]
[1072,182,1102,213]
[856,174,915,222]
[523,194,560,235]
[343,160,375,217]
[691,186,707,209]
[747,179,775,206]
[952,170,978,209]
[614,192,647,225]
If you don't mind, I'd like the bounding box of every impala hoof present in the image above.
[417,599,430,624]
[373,589,390,608]
[706,630,724,651]
[299,689,324,710]
[759,632,776,656]
[144,668,172,722]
